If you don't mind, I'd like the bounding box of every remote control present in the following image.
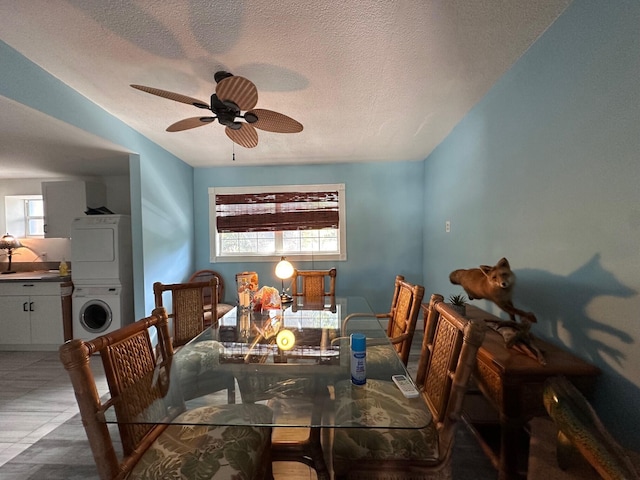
[391,375,419,398]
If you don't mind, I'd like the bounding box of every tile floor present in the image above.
[0,350,97,468]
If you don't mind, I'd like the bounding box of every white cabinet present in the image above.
[0,296,32,344]
[0,282,65,349]
[42,180,107,238]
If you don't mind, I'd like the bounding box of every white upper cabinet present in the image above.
[42,181,107,238]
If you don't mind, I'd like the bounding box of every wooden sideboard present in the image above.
[424,304,601,480]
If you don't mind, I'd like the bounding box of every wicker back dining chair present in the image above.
[188,269,234,322]
[291,268,337,298]
[153,279,216,348]
[154,279,235,402]
[59,308,273,480]
[332,293,486,480]
[342,275,425,366]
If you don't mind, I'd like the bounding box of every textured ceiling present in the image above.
[0,0,572,178]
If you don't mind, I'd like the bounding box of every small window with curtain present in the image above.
[208,184,346,263]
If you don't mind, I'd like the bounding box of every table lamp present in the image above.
[275,256,294,303]
[0,233,22,274]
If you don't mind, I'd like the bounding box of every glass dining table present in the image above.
[104,296,431,479]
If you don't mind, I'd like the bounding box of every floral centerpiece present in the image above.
[252,285,282,312]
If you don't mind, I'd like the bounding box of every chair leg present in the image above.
[228,378,236,404]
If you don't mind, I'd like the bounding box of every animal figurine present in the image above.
[449,257,537,323]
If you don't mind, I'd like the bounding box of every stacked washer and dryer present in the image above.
[70,215,134,340]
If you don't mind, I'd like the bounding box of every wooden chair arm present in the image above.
[342,312,389,332]
[364,338,392,346]
[364,333,409,347]
[388,333,410,345]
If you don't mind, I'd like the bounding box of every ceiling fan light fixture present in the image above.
[221,100,240,113]
[244,112,258,123]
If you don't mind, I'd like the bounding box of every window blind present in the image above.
[215,190,339,233]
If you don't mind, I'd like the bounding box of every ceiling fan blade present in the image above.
[226,123,258,148]
[131,84,210,109]
[166,117,215,132]
[216,76,258,111]
[248,109,303,133]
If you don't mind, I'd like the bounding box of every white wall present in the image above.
[103,175,131,215]
[0,178,47,235]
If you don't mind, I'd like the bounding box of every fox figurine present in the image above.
[449,257,537,323]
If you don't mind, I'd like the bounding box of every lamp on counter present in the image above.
[0,233,22,274]
[275,256,294,304]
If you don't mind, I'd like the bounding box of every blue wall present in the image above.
[193,161,424,313]
[0,40,196,317]
[423,0,640,448]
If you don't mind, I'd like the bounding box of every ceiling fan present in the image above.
[130,71,303,148]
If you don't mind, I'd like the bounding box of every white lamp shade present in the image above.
[275,258,294,279]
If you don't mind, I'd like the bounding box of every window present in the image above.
[4,195,44,238]
[209,184,346,263]
[25,198,45,237]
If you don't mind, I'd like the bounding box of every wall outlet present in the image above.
[41,252,47,261]
[445,221,451,233]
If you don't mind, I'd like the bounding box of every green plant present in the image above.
[448,294,467,306]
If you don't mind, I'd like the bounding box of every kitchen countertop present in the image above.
[0,271,72,282]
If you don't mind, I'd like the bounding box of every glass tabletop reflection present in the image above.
[103,296,431,429]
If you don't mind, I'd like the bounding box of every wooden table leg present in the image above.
[270,387,330,479]
[271,427,329,479]
[498,414,527,480]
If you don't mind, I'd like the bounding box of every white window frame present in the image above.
[209,184,346,263]
[4,195,45,238]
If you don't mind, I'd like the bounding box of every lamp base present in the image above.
[280,293,292,304]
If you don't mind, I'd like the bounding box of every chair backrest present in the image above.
[154,279,217,348]
[59,308,176,480]
[291,295,337,313]
[416,293,486,459]
[188,269,225,305]
[385,275,425,365]
[290,268,337,298]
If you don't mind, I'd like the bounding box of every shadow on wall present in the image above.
[514,254,640,446]
[514,253,636,367]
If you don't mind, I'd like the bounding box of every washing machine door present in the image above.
[80,299,113,334]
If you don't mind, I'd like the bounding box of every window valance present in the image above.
[215,190,340,233]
